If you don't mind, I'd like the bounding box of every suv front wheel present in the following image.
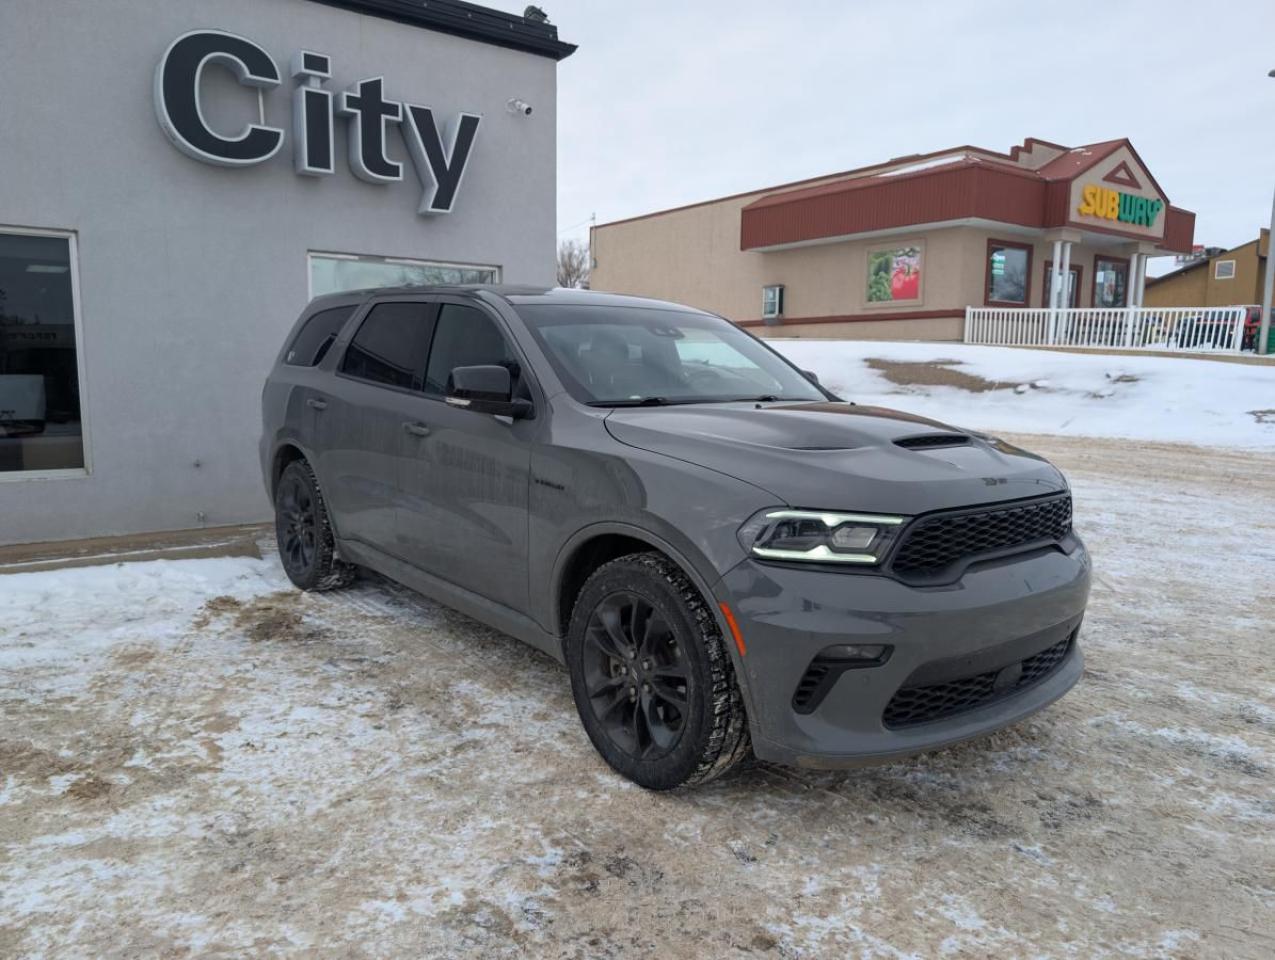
[565,552,751,789]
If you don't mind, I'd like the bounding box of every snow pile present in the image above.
[773,340,1275,449]
[0,556,286,679]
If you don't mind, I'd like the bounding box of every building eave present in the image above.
[306,0,577,60]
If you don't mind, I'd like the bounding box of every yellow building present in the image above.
[1144,231,1269,309]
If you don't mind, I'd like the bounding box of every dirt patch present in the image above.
[110,645,157,668]
[1106,373,1141,384]
[865,357,1016,393]
[1249,409,1275,424]
[192,594,243,629]
[0,740,79,781]
[232,591,325,644]
[64,774,112,801]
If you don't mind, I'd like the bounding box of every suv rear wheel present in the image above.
[565,552,751,789]
[274,459,354,591]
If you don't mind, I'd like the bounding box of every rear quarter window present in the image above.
[285,306,356,367]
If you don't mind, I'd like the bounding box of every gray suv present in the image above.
[261,286,1090,789]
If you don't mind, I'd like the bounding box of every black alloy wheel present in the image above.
[273,459,354,591]
[582,591,691,761]
[277,472,318,576]
[565,552,751,790]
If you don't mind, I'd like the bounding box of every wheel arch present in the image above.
[550,523,748,699]
[268,440,314,501]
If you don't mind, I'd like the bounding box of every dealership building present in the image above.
[0,0,573,545]
[591,138,1197,340]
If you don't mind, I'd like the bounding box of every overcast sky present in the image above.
[544,0,1275,273]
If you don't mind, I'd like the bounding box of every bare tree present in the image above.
[556,239,590,289]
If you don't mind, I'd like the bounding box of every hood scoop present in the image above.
[894,433,971,450]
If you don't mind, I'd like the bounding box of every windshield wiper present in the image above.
[587,396,671,407]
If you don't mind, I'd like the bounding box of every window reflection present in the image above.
[0,232,84,473]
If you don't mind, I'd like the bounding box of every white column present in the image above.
[1126,253,1140,307]
[1050,239,1063,307]
[1135,255,1148,306]
[1059,241,1073,305]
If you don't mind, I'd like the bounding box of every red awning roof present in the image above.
[739,139,1191,253]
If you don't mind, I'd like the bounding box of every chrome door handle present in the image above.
[402,421,431,437]
[306,397,328,411]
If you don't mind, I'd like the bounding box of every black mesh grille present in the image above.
[891,494,1071,576]
[883,635,1074,728]
[894,434,971,450]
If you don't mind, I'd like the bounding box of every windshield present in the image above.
[515,304,828,406]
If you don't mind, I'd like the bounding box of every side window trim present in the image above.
[334,297,438,395]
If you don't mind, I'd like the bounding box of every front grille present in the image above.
[894,433,970,450]
[891,494,1071,577]
[882,635,1074,728]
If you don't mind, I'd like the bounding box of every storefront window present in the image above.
[1043,263,1080,309]
[986,241,1031,305]
[0,230,84,474]
[309,253,499,297]
[1093,257,1129,308]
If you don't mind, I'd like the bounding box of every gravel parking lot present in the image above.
[2,434,1273,959]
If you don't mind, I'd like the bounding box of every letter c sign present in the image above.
[154,30,285,166]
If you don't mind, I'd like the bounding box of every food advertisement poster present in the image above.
[867,246,922,302]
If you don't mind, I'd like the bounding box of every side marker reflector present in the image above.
[719,602,746,657]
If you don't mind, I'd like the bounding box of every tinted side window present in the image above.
[340,302,434,390]
[424,304,517,395]
[285,306,355,366]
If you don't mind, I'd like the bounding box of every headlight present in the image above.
[738,509,907,565]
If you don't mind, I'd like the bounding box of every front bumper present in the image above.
[715,541,1091,769]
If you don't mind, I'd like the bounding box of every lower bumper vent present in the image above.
[882,634,1074,729]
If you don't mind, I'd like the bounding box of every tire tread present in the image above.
[570,551,751,788]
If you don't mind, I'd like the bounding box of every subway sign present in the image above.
[153,30,480,216]
[1077,185,1163,228]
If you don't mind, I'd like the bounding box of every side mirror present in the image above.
[802,369,820,384]
[446,365,532,419]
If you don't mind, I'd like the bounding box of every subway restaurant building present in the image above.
[591,138,1196,339]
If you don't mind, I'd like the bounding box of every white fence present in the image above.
[964,305,1250,353]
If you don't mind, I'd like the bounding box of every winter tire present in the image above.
[274,459,355,591]
[565,551,751,790]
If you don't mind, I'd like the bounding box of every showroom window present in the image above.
[0,229,85,475]
[1093,257,1129,308]
[310,253,499,297]
[985,240,1032,305]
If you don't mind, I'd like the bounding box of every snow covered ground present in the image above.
[773,340,1275,449]
[2,435,1273,958]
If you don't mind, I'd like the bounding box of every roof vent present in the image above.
[894,434,970,450]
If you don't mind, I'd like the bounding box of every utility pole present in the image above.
[1260,194,1274,355]
[1260,69,1275,354]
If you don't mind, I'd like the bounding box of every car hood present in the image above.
[603,401,1067,515]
